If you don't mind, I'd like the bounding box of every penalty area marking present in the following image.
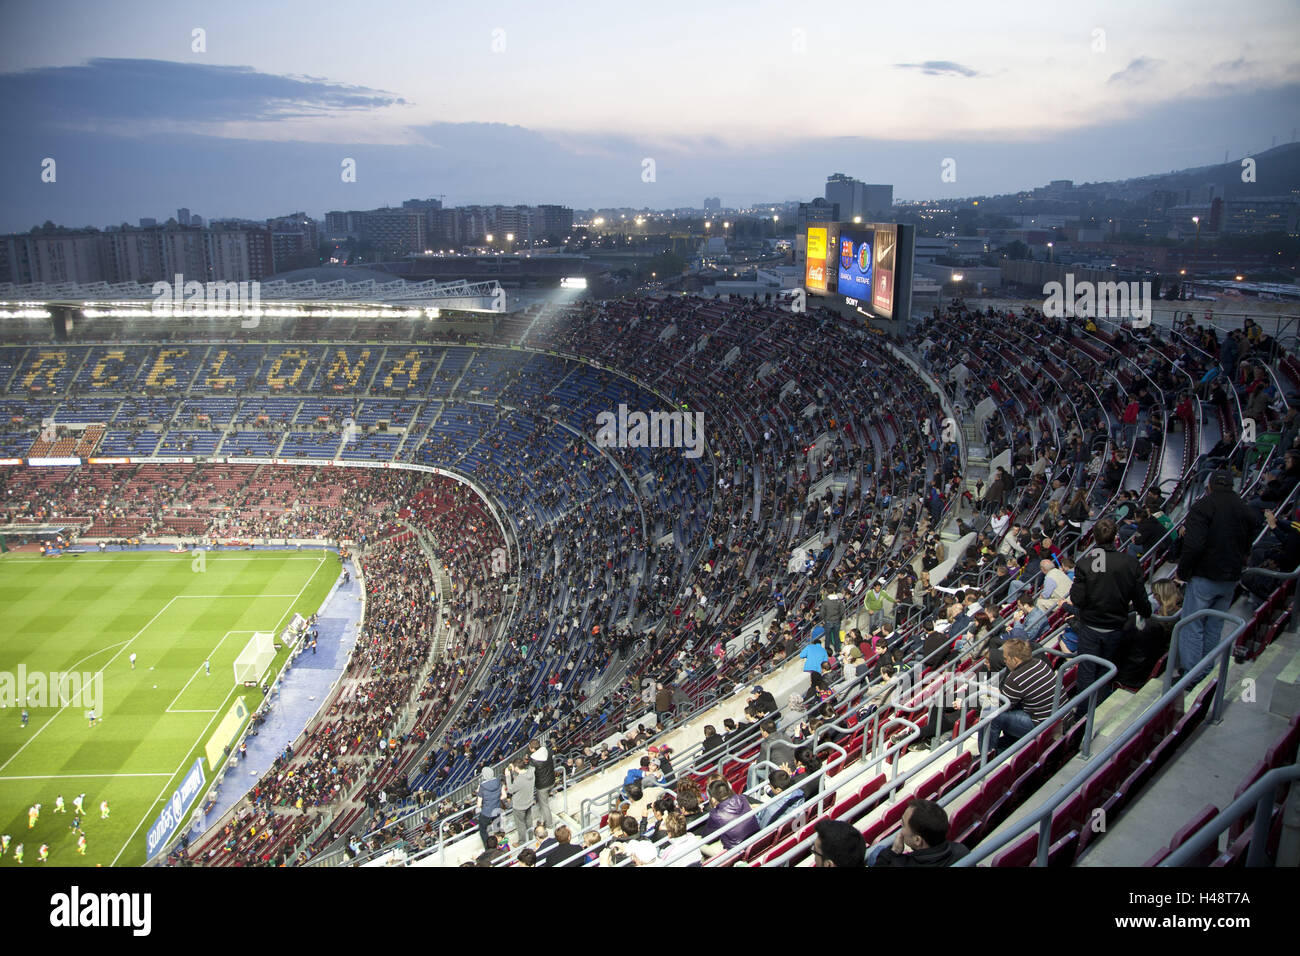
[166,630,255,714]
[112,555,328,867]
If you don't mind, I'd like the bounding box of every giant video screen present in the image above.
[836,227,875,302]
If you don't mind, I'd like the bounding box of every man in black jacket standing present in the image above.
[1174,470,1262,674]
[1071,517,1152,705]
[528,738,556,830]
[819,584,845,654]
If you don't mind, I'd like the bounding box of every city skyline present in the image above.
[1,0,1298,231]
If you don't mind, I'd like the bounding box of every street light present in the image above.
[1047,241,1054,263]
[1191,216,1201,297]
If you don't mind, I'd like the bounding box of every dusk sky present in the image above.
[1,0,1298,231]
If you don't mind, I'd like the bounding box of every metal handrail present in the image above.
[1161,764,1300,867]
[955,609,1248,866]
[1234,564,1300,646]
[652,717,927,868]
[761,654,1117,868]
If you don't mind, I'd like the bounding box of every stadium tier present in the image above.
[1,296,1298,870]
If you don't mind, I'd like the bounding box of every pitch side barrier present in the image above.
[1162,764,1300,867]
[146,540,360,864]
[955,610,1247,867]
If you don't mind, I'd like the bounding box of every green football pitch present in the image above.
[0,548,340,867]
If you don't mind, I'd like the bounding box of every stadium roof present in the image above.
[0,273,505,311]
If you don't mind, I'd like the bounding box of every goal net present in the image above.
[233,631,276,684]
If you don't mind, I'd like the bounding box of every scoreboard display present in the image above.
[805,220,913,322]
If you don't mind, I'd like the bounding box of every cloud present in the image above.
[894,61,981,78]
[1108,57,1163,85]
[0,58,406,129]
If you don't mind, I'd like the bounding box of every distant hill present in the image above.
[1100,142,1300,199]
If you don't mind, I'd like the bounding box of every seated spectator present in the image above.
[813,819,865,867]
[756,769,807,829]
[658,811,703,866]
[792,746,822,802]
[744,685,777,719]
[868,799,968,866]
[1035,558,1073,614]
[758,718,796,773]
[699,779,758,858]
[540,825,582,867]
[1115,578,1182,688]
[622,756,658,794]
[1007,596,1049,643]
[983,639,1054,755]
[602,815,643,866]
[476,833,506,867]
[700,724,725,761]
[580,830,602,866]
[645,792,676,843]
[677,784,706,826]
[623,782,650,827]
[998,522,1027,558]
[839,644,869,683]
[628,839,660,866]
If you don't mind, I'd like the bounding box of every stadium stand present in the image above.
[1,294,1297,868]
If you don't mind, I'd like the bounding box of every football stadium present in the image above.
[1,3,1298,907]
[1,266,1297,873]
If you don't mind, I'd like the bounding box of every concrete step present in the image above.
[1077,630,1300,866]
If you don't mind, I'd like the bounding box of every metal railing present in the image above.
[955,608,1247,867]
[757,653,1117,868]
[1162,764,1300,867]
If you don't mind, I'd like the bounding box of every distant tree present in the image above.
[1000,240,1030,261]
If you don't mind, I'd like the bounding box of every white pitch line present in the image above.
[167,631,251,713]
[0,597,180,776]
[175,595,302,599]
[0,772,176,781]
[111,690,242,868]
[112,553,333,866]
